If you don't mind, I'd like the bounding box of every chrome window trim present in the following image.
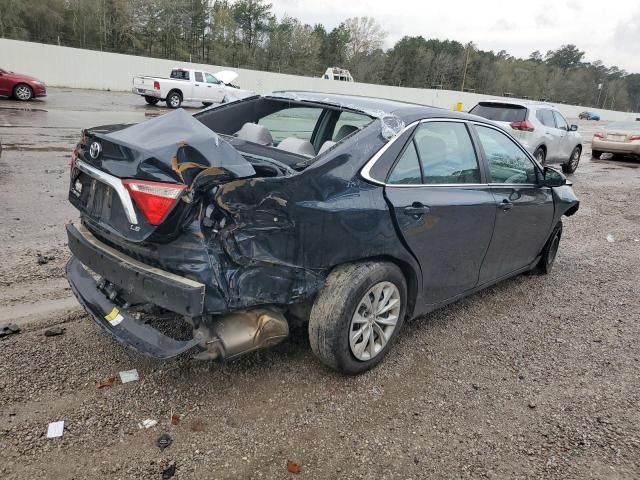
[75,160,139,225]
[360,118,486,188]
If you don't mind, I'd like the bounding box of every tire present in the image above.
[534,147,546,165]
[309,261,407,375]
[202,102,213,107]
[165,91,182,109]
[532,222,562,275]
[592,150,602,159]
[13,83,33,101]
[562,146,581,174]
[144,96,159,105]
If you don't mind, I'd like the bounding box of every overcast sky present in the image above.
[269,0,640,73]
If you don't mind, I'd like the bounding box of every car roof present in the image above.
[267,90,480,123]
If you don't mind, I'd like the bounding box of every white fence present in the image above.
[1,38,638,121]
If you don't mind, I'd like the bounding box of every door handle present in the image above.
[499,199,513,211]
[403,202,430,217]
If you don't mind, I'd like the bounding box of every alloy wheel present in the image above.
[15,85,32,100]
[349,281,401,361]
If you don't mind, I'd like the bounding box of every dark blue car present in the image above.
[66,92,579,374]
[579,111,601,121]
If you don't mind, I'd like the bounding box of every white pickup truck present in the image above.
[132,68,254,109]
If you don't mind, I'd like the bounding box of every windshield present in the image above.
[607,122,640,131]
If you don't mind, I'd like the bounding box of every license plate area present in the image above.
[607,134,626,142]
[71,170,113,219]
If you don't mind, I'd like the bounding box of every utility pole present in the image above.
[460,43,471,92]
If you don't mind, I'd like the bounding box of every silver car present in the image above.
[469,101,583,173]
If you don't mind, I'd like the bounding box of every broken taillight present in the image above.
[123,179,186,225]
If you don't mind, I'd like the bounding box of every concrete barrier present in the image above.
[1,38,638,121]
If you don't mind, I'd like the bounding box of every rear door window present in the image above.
[413,122,480,184]
[387,142,422,184]
[194,71,203,82]
[469,103,527,122]
[170,70,189,80]
[536,109,556,127]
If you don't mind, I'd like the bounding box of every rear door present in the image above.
[384,120,496,305]
[536,108,562,161]
[191,71,206,101]
[472,123,554,283]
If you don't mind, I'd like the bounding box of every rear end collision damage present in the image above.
[66,92,578,374]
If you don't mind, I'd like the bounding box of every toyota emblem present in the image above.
[89,141,102,159]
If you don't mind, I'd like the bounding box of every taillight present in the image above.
[70,147,78,178]
[510,120,535,132]
[629,134,640,141]
[153,80,160,90]
[594,132,605,139]
[123,180,186,225]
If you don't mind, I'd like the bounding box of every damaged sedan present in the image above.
[66,92,579,374]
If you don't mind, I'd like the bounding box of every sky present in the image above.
[269,0,640,73]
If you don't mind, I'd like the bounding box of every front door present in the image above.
[552,111,572,159]
[472,124,554,283]
[384,120,496,305]
[204,73,225,103]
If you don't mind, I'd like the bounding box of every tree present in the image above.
[343,16,386,59]
[528,50,543,63]
[545,44,585,70]
[233,0,273,50]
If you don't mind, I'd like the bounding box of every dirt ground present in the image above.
[0,89,639,480]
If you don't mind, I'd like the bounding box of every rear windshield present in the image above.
[469,103,527,122]
[170,70,189,80]
[607,121,640,131]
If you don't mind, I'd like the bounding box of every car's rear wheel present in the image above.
[534,147,546,165]
[13,83,33,101]
[592,150,603,159]
[562,146,581,174]
[533,222,562,275]
[144,96,159,105]
[166,91,182,109]
[309,261,407,375]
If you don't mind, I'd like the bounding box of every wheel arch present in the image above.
[326,254,420,321]
[167,88,183,99]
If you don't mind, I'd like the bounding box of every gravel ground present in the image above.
[1,90,639,479]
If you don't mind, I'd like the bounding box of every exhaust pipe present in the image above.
[192,308,289,361]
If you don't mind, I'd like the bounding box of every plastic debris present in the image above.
[96,375,117,389]
[161,461,176,479]
[606,234,615,243]
[119,369,139,383]
[287,460,302,474]
[0,323,21,338]
[44,326,65,337]
[36,253,51,265]
[157,433,173,450]
[47,421,65,438]
[138,419,158,429]
[170,414,180,426]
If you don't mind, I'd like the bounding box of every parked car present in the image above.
[323,67,354,82]
[0,68,46,101]
[592,121,640,158]
[578,111,601,121]
[132,68,254,109]
[66,92,579,374]
[469,101,582,173]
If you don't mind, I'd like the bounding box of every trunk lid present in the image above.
[70,109,255,242]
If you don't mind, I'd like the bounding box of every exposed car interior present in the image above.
[195,97,373,165]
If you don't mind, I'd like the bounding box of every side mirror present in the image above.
[542,166,566,187]
[570,124,578,131]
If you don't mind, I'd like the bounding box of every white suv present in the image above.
[469,101,583,173]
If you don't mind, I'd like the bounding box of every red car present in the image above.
[0,68,47,101]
